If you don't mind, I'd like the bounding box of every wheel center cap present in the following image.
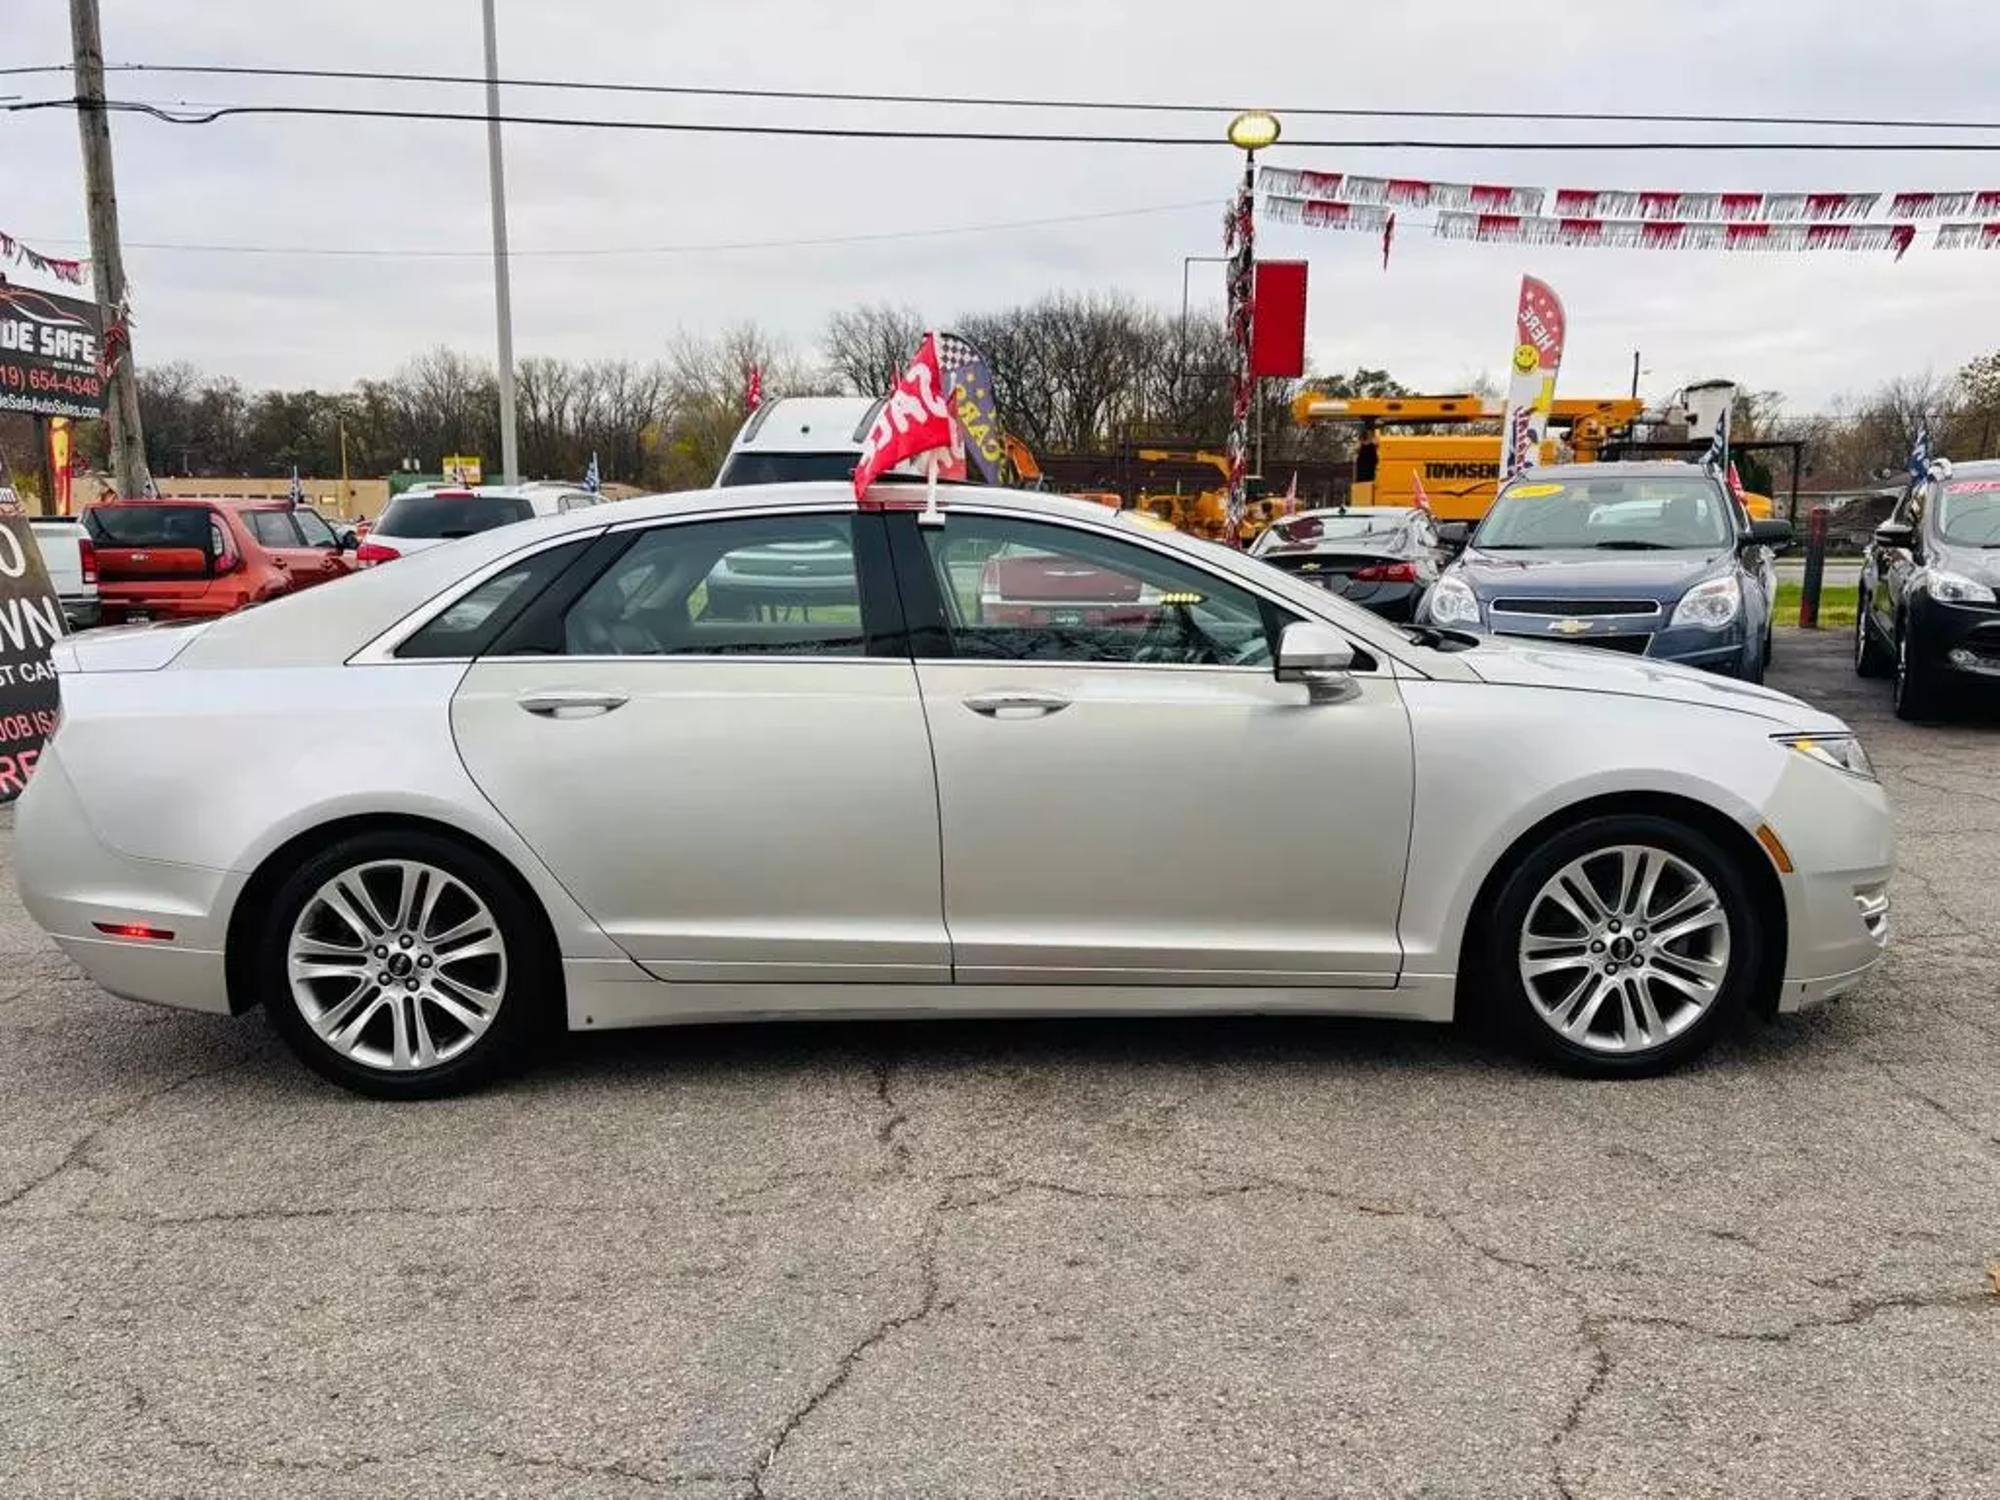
[387,952,415,978]
[1609,936,1636,962]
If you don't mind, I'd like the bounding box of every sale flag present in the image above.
[853,333,962,501]
[1499,276,1567,483]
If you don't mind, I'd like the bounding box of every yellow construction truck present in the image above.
[1290,393,1647,523]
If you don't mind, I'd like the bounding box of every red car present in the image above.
[82,501,357,625]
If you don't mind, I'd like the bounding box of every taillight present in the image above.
[78,536,98,584]
[1352,561,1418,583]
[356,541,400,566]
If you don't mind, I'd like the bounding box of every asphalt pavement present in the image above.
[1,627,1995,1498]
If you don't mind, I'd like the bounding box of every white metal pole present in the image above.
[481,0,520,486]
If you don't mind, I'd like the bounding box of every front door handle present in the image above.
[517,690,629,719]
[963,690,1070,719]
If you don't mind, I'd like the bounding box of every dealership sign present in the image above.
[0,516,64,803]
[0,284,106,420]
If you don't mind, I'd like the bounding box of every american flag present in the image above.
[1701,425,1727,470]
[583,452,601,494]
[1908,423,1932,484]
[288,466,304,505]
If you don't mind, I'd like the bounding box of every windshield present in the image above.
[1263,512,1407,549]
[1936,479,2000,545]
[1475,476,1732,551]
[375,492,533,540]
[716,452,858,487]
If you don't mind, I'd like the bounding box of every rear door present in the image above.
[241,508,348,589]
[446,508,950,984]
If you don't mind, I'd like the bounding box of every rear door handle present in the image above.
[963,690,1070,719]
[517,690,629,719]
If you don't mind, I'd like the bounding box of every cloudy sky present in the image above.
[7,0,2000,412]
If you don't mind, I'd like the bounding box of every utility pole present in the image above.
[1630,349,1641,400]
[69,0,152,499]
[481,0,520,486]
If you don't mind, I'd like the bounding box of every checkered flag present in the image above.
[935,333,980,379]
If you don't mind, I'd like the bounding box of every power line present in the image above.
[12,96,2000,150]
[20,199,1215,260]
[6,60,2000,133]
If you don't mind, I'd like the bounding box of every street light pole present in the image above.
[481,0,520,486]
[1222,110,1280,543]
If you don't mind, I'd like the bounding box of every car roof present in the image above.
[728,396,877,454]
[1942,459,2000,481]
[172,480,1431,673]
[1512,461,1722,482]
[1282,505,1419,521]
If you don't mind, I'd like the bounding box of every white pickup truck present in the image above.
[25,513,102,631]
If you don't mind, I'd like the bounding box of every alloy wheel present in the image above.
[1516,844,1732,1055]
[286,860,508,1072]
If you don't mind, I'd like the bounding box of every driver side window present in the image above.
[920,515,1284,667]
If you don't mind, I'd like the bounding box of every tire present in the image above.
[1854,593,1892,678]
[257,829,557,1099]
[1892,620,1941,721]
[1481,813,1762,1078]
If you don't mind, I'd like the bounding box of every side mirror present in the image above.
[1873,520,1916,549]
[1745,519,1793,552]
[1275,620,1356,685]
[336,528,359,550]
[1434,520,1471,551]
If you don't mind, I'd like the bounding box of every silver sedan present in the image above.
[14,483,1894,1097]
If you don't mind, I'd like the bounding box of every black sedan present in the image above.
[1417,463,1792,681]
[1856,458,2000,719]
[1248,506,1457,621]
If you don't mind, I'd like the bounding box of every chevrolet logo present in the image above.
[1547,618,1593,636]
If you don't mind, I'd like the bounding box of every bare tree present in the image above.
[822,304,926,396]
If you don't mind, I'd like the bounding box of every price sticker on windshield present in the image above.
[1504,483,1566,499]
[1947,480,2000,495]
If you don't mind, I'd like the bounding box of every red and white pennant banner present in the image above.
[1259,167,1543,215]
[1891,192,2000,218]
[1434,212,1917,258]
[1935,222,2000,249]
[1261,196,1394,233]
[1550,189,1878,221]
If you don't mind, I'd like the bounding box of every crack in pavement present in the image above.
[745,1208,945,1500]
[0,1050,251,1214]
[1864,1055,2000,1163]
[873,1056,912,1180]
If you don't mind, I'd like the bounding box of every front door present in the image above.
[449,510,950,984]
[894,510,1416,988]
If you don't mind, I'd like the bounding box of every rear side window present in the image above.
[246,511,302,548]
[375,493,533,540]
[398,539,596,659]
[84,505,214,548]
[556,514,874,657]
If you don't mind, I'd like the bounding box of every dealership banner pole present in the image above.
[68,0,151,500]
[481,0,521,487]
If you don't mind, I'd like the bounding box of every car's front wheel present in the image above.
[258,830,555,1099]
[1484,814,1761,1076]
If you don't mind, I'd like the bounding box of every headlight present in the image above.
[1427,575,1482,627]
[1669,575,1742,629]
[1925,569,1998,605]
[1776,733,1875,780]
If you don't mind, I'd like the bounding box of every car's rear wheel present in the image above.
[258,830,554,1099]
[1893,621,1941,721]
[1484,814,1760,1076]
[1854,593,1892,677]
